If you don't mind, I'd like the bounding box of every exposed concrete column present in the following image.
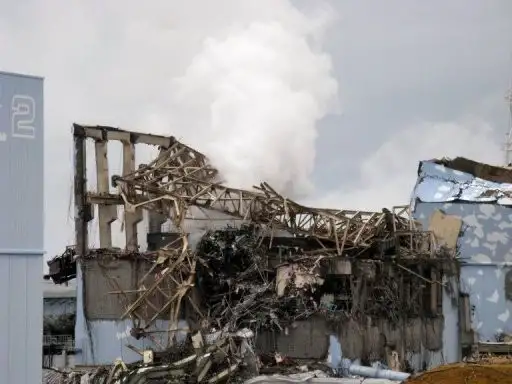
[73,129,92,257]
[94,140,117,248]
[149,212,167,233]
[122,140,143,250]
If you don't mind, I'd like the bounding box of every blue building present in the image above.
[412,157,512,347]
[0,71,44,383]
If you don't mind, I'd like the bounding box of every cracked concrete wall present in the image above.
[256,316,444,372]
[412,160,512,342]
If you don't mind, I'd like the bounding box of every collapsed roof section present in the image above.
[83,123,417,256]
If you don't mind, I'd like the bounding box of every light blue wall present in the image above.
[412,160,512,343]
[0,71,44,384]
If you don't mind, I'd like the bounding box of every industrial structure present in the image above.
[40,119,512,382]
[0,71,44,383]
[411,157,512,353]
[43,124,468,383]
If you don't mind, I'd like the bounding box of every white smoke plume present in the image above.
[0,0,338,255]
[1,0,502,257]
[166,17,338,195]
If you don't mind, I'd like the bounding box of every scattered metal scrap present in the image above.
[54,125,459,382]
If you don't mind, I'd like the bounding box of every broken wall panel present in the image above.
[83,258,166,320]
[427,210,462,254]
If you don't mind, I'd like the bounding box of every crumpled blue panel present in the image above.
[413,161,512,205]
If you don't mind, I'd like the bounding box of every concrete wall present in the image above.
[412,160,512,344]
[0,71,44,383]
[74,266,188,365]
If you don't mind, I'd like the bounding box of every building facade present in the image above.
[0,71,44,383]
[411,158,512,346]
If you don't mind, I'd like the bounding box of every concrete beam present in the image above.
[74,133,90,258]
[123,142,143,250]
[73,124,175,148]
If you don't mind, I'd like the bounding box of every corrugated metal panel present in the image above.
[0,72,44,383]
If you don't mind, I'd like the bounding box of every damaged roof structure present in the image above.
[46,125,461,383]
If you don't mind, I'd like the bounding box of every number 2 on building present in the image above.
[11,95,36,139]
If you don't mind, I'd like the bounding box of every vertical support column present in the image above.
[431,268,438,314]
[74,128,91,258]
[94,140,117,248]
[122,140,143,250]
[73,126,96,362]
[149,212,167,233]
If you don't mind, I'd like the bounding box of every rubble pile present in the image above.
[195,225,323,332]
[44,329,335,383]
[54,128,457,383]
[108,137,446,335]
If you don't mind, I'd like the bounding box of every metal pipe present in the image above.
[348,365,410,381]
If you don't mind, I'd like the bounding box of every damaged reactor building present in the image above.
[44,124,467,382]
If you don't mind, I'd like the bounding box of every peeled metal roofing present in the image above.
[413,160,512,205]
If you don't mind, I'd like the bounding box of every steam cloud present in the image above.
[166,8,339,196]
[1,0,501,256]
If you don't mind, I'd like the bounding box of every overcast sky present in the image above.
[1,0,512,258]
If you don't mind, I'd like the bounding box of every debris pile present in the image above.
[59,126,459,382]
[195,224,323,332]
[43,328,336,383]
[106,136,449,335]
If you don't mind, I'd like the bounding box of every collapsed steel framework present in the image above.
[74,124,446,347]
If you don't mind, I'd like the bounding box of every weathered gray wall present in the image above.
[75,266,188,365]
[257,316,444,372]
[0,71,44,383]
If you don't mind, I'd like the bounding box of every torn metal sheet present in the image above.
[414,160,512,205]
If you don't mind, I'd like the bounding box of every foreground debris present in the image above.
[42,328,339,383]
